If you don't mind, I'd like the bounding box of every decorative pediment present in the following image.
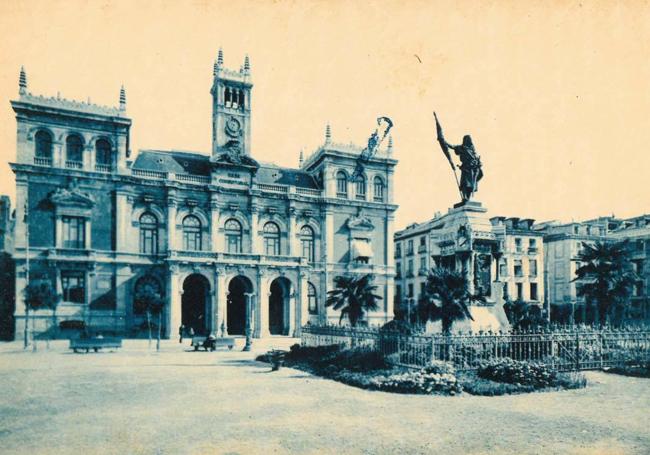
[347,214,374,231]
[49,180,95,208]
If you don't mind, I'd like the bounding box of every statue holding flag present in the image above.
[434,112,483,203]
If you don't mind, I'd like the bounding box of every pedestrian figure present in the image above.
[179,324,185,343]
[189,327,195,339]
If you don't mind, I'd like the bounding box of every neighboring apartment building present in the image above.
[490,217,545,307]
[9,52,398,339]
[0,196,15,339]
[610,214,650,322]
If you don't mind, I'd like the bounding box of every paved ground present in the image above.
[0,338,648,455]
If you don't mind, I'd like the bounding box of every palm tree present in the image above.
[134,283,165,350]
[503,299,545,331]
[420,267,483,334]
[574,240,638,326]
[326,274,382,327]
[24,280,61,349]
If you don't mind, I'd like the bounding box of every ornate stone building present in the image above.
[9,51,398,339]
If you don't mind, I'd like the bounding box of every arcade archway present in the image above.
[269,277,292,335]
[182,274,210,335]
[227,275,253,335]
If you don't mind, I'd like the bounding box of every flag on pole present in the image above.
[434,112,455,171]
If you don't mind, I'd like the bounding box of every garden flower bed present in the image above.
[257,344,588,396]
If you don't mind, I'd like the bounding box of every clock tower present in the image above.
[210,49,253,157]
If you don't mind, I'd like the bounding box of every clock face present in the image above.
[225,117,242,138]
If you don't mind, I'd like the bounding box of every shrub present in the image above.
[285,343,342,363]
[478,359,558,387]
[379,319,414,335]
[365,369,462,395]
[325,348,387,372]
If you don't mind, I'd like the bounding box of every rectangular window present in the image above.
[407,240,413,255]
[530,282,538,301]
[301,238,314,262]
[515,238,522,253]
[62,216,85,249]
[395,243,401,256]
[407,259,414,276]
[420,236,426,246]
[529,259,538,277]
[503,283,509,300]
[419,256,426,270]
[408,283,414,298]
[499,258,508,277]
[516,282,523,301]
[227,235,241,254]
[264,237,280,256]
[62,271,85,304]
[514,259,523,277]
[419,282,426,297]
[395,262,401,279]
[395,285,402,300]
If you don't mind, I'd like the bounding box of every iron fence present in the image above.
[301,324,650,372]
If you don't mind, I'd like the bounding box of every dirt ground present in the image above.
[0,339,648,455]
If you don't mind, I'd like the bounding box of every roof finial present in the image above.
[19,66,27,95]
[325,123,331,144]
[119,85,126,110]
[217,47,224,69]
[213,60,218,76]
[387,134,393,153]
[299,149,304,167]
[243,54,251,75]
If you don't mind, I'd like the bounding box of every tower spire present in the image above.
[217,47,224,69]
[119,85,126,110]
[243,54,251,75]
[325,123,331,144]
[299,149,304,167]
[19,66,27,96]
[213,60,218,76]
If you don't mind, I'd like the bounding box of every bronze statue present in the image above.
[434,112,483,203]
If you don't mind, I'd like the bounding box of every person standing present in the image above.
[179,324,185,343]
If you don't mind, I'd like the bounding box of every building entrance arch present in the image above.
[227,275,253,335]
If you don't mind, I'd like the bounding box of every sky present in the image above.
[0,0,648,230]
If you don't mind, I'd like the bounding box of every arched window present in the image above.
[34,130,53,160]
[139,212,158,255]
[300,225,315,262]
[308,282,318,314]
[263,222,280,256]
[95,138,112,167]
[355,174,366,200]
[183,215,202,251]
[373,176,385,202]
[225,218,242,254]
[336,171,348,198]
[66,134,84,164]
[133,275,163,315]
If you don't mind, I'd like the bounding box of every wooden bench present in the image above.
[70,337,122,353]
[191,336,235,351]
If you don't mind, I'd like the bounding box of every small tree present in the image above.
[420,267,483,334]
[134,283,165,350]
[326,274,382,327]
[24,280,61,349]
[574,240,638,326]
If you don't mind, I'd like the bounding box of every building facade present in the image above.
[540,215,650,323]
[9,52,397,339]
[489,217,545,307]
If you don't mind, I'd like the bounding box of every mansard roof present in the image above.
[132,150,320,189]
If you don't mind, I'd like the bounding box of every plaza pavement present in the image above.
[0,338,648,455]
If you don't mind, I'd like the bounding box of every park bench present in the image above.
[70,337,122,353]
[191,336,235,351]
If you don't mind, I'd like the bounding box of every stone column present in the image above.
[213,267,226,335]
[385,214,395,319]
[256,269,269,338]
[53,140,63,168]
[115,190,130,252]
[167,193,177,252]
[287,206,296,256]
[250,203,259,254]
[243,292,254,350]
[167,265,181,339]
[210,194,220,252]
[288,289,296,337]
[84,144,94,172]
[115,265,131,335]
[294,271,309,336]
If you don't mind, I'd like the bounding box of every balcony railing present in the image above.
[528,247,538,254]
[65,160,83,170]
[132,168,168,179]
[177,173,210,185]
[296,187,321,197]
[258,183,288,194]
[418,245,427,253]
[418,268,429,276]
[34,157,52,166]
[95,164,112,173]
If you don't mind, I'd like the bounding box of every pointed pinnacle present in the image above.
[19,66,27,95]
